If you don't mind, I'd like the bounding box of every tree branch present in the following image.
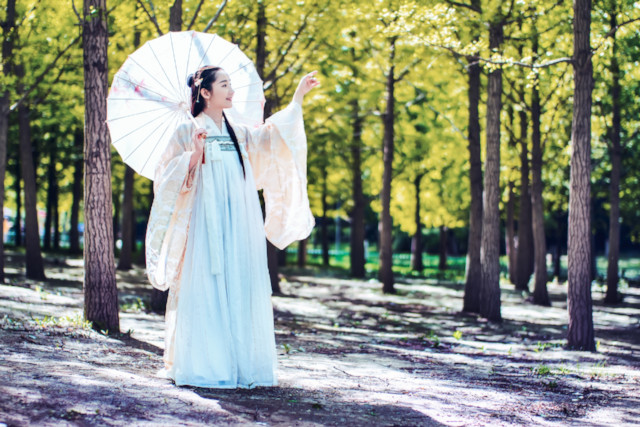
[444,0,481,13]
[137,0,163,36]
[10,37,79,112]
[203,0,228,33]
[187,0,206,30]
[394,58,420,83]
[71,0,82,23]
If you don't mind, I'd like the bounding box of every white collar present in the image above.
[196,112,229,136]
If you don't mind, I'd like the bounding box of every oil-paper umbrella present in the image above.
[107,30,265,180]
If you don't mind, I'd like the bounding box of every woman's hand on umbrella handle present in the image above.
[192,128,207,154]
[189,128,206,170]
[293,71,320,105]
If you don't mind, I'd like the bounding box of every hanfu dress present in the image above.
[145,101,314,388]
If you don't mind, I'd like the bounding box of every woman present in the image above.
[146,66,319,388]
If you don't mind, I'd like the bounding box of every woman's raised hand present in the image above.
[293,71,320,105]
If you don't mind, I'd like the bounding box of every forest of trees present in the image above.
[1,0,639,350]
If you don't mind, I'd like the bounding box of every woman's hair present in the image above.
[188,65,222,117]
[187,65,246,178]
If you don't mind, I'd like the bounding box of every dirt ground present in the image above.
[1,252,639,426]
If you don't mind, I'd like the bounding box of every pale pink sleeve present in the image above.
[241,101,315,249]
[145,125,199,291]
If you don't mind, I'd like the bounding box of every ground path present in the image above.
[1,253,639,426]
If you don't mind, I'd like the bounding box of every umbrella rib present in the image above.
[112,108,176,146]
[232,81,263,90]
[122,111,179,165]
[108,97,176,104]
[139,113,183,175]
[170,33,182,96]
[114,74,181,104]
[216,44,239,68]
[195,34,218,70]
[107,105,172,123]
[127,56,179,96]
[185,31,195,87]
[147,42,182,101]
[228,61,253,76]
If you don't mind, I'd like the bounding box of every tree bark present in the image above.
[515,109,533,291]
[349,98,366,278]
[463,51,483,313]
[254,1,280,292]
[53,195,60,250]
[506,180,517,284]
[117,165,135,270]
[605,7,621,305]
[321,164,330,267]
[438,226,448,271]
[69,130,83,254]
[44,147,58,250]
[297,238,307,268]
[17,99,46,280]
[0,0,16,282]
[479,21,503,321]
[14,163,22,247]
[83,0,119,333]
[531,51,550,306]
[410,174,424,272]
[379,37,397,294]
[567,0,595,351]
[169,0,182,31]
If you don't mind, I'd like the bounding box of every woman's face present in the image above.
[203,70,234,110]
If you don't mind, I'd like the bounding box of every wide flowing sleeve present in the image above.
[145,124,199,291]
[237,101,315,249]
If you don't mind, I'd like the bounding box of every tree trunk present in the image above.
[515,109,533,291]
[530,40,550,305]
[463,50,483,313]
[44,147,59,251]
[349,98,366,278]
[530,31,550,303]
[605,7,621,305]
[0,0,17,282]
[321,162,330,267]
[44,152,55,250]
[169,0,182,31]
[17,100,46,280]
[567,0,595,351]
[117,165,135,270]
[70,130,83,254]
[83,0,119,333]
[254,1,280,292]
[53,195,60,251]
[379,37,397,294]
[112,191,120,250]
[297,238,307,268]
[14,162,22,247]
[438,226,448,271]
[479,21,503,321]
[506,181,517,284]
[410,174,424,272]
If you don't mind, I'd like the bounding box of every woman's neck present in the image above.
[204,108,224,129]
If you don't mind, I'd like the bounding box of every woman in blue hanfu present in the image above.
[145,66,319,388]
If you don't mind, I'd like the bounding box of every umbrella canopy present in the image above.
[107,31,265,180]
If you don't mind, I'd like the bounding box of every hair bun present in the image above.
[187,73,194,87]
